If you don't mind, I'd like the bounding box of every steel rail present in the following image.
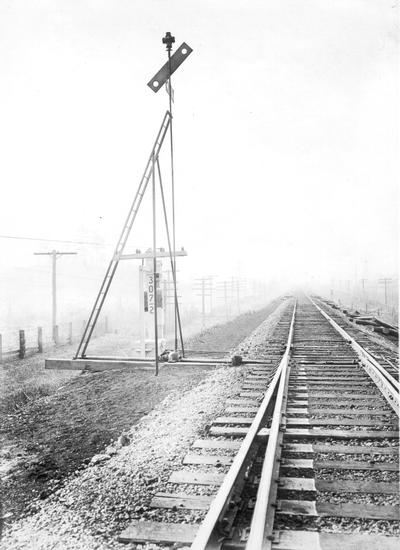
[245,301,296,550]
[309,296,399,415]
[311,297,399,390]
[190,301,297,550]
[380,355,399,372]
[310,295,399,392]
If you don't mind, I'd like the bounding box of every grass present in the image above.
[0,360,76,413]
[0,331,139,413]
[0,338,85,413]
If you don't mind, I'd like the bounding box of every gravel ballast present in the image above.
[0,301,289,549]
[1,367,244,549]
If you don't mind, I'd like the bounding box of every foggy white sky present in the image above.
[0,0,398,323]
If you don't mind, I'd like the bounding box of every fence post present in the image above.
[38,327,43,353]
[54,325,59,346]
[19,330,26,359]
[68,322,73,344]
[0,333,3,363]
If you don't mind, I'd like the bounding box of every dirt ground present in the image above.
[0,366,214,527]
[0,298,282,535]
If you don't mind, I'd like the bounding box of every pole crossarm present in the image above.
[118,250,187,260]
[34,252,77,256]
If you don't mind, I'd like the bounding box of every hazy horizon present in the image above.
[1,0,398,332]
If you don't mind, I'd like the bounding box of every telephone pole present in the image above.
[360,278,368,312]
[34,250,77,341]
[216,280,233,321]
[163,273,182,337]
[193,276,213,328]
[378,278,392,307]
[231,276,246,315]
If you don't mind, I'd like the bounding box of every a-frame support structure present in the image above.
[74,111,184,361]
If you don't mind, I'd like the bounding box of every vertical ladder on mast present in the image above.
[74,111,171,359]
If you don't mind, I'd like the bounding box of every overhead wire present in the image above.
[0,234,109,246]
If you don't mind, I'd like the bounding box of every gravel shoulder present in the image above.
[0,298,287,548]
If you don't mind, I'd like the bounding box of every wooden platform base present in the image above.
[45,358,222,372]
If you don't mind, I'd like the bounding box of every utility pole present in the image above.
[216,280,233,321]
[378,278,392,307]
[34,250,77,342]
[231,277,246,315]
[223,281,229,320]
[163,269,182,338]
[360,278,368,312]
[194,276,213,328]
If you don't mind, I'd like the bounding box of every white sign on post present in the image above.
[142,264,165,353]
[146,271,155,315]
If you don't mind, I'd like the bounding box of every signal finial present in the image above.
[162,32,175,52]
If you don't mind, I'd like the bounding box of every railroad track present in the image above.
[119,295,399,549]
[315,297,399,380]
